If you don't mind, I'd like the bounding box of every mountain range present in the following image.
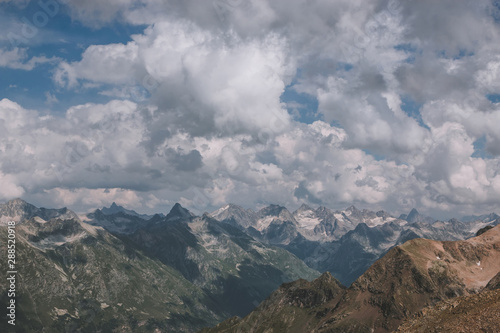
[0,199,317,332]
[0,198,498,332]
[202,224,500,332]
[209,203,499,285]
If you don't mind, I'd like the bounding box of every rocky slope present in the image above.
[201,224,500,333]
[0,216,221,332]
[119,208,320,317]
[396,272,500,332]
[0,199,319,332]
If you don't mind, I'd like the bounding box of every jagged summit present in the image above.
[258,204,290,217]
[399,208,435,223]
[462,212,500,223]
[209,203,257,229]
[0,198,37,220]
[407,208,420,222]
[0,198,78,224]
[345,204,359,212]
[295,203,313,213]
[100,201,154,220]
[165,203,193,222]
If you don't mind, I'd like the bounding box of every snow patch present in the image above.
[80,221,101,236]
[32,232,87,249]
[295,211,321,230]
[211,204,230,218]
[334,213,344,220]
[34,216,47,224]
[256,216,275,231]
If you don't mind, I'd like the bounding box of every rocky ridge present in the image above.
[201,225,500,333]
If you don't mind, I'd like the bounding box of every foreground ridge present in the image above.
[396,272,500,333]
[201,225,500,333]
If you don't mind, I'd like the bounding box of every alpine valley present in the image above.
[0,199,499,332]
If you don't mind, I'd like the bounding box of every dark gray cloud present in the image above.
[167,149,203,172]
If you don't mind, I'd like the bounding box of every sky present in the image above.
[1,0,500,219]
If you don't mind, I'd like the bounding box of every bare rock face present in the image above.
[395,289,500,333]
[202,225,500,333]
[0,198,78,224]
[485,272,500,291]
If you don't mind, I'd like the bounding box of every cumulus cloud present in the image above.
[317,74,430,158]
[2,0,500,218]
[54,19,294,139]
[1,95,500,217]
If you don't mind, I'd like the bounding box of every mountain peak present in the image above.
[461,212,500,223]
[1,199,80,225]
[1,199,39,223]
[4,198,32,209]
[259,204,287,216]
[408,207,419,215]
[8,197,28,204]
[100,202,152,220]
[346,205,359,212]
[297,203,313,211]
[166,203,193,221]
[101,202,124,215]
[209,204,257,229]
[404,208,434,223]
[259,205,295,223]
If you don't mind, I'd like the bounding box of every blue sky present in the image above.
[1,0,500,220]
[0,1,145,112]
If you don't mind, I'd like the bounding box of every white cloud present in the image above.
[0,171,25,200]
[54,42,139,87]
[54,19,294,138]
[38,188,142,211]
[3,0,500,219]
[0,47,59,70]
[1,96,500,217]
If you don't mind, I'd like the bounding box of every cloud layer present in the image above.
[1,0,500,218]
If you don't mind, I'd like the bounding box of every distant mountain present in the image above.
[399,208,435,223]
[461,212,500,223]
[0,199,318,332]
[211,203,402,245]
[210,204,258,229]
[100,202,158,220]
[211,203,499,286]
[83,202,167,234]
[0,198,78,225]
[164,202,195,222]
[83,208,148,234]
[202,225,500,333]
